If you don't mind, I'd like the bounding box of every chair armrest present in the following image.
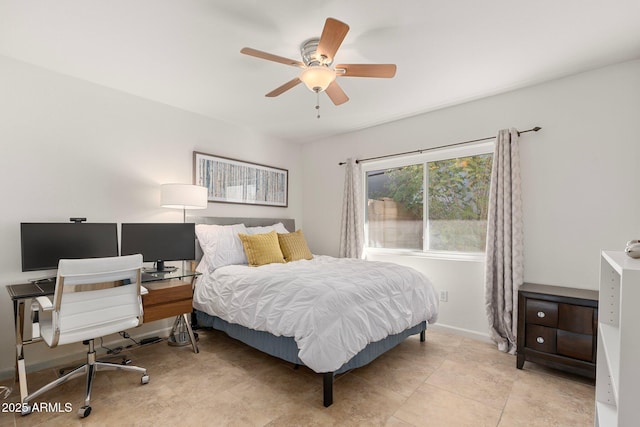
[35,296,54,311]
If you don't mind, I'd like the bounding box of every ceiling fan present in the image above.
[240,17,397,109]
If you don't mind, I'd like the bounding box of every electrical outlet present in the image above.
[439,290,448,302]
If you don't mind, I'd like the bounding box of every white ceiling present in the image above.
[1,1,639,143]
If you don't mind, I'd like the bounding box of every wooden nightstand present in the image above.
[516,283,598,379]
[141,269,200,353]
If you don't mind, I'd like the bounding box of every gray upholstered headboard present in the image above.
[187,217,296,262]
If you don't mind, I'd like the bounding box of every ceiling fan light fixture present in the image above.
[299,65,335,92]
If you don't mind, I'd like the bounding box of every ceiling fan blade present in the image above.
[265,78,302,97]
[335,64,397,78]
[325,81,349,106]
[240,47,304,68]
[317,18,350,62]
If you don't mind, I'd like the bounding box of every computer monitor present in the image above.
[20,223,119,272]
[120,223,195,272]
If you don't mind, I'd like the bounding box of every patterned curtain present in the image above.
[485,128,524,354]
[339,158,364,258]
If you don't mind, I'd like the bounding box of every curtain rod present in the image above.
[338,126,541,166]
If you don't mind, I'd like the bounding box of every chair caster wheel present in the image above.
[141,374,150,385]
[78,405,91,418]
[21,404,32,416]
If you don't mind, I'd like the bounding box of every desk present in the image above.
[7,268,200,403]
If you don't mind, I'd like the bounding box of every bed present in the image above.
[189,217,439,407]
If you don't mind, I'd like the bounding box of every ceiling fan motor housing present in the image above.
[300,38,333,66]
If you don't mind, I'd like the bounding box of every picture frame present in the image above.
[193,152,288,207]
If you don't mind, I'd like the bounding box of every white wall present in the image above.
[0,55,302,378]
[302,60,640,338]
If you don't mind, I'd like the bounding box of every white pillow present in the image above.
[195,257,209,274]
[195,223,248,271]
[245,222,289,235]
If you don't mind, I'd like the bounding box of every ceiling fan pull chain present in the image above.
[315,90,321,119]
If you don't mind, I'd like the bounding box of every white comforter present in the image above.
[193,255,439,372]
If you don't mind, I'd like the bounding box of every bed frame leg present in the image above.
[323,372,334,407]
[420,330,426,342]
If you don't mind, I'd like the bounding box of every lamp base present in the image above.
[168,315,199,347]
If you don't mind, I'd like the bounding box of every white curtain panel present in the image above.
[485,128,524,354]
[339,158,364,258]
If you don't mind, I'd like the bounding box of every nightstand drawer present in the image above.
[557,330,593,362]
[558,304,595,335]
[525,299,558,327]
[525,324,557,353]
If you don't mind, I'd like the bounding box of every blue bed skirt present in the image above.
[194,310,426,375]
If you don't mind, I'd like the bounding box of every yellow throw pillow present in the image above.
[278,229,313,262]
[238,230,285,266]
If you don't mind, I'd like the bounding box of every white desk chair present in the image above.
[22,254,149,418]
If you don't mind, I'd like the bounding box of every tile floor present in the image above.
[0,327,595,426]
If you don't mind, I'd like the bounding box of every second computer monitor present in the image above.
[120,223,195,272]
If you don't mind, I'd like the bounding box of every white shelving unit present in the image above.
[595,251,640,426]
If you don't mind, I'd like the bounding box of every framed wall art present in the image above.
[193,152,288,207]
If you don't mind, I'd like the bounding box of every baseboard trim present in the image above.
[429,323,492,343]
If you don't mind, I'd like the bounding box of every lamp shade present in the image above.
[160,184,207,209]
[299,65,336,92]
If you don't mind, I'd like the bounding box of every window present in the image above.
[364,144,493,254]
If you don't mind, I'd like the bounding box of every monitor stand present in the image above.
[143,260,177,274]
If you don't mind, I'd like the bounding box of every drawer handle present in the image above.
[536,337,545,344]
[537,311,546,318]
